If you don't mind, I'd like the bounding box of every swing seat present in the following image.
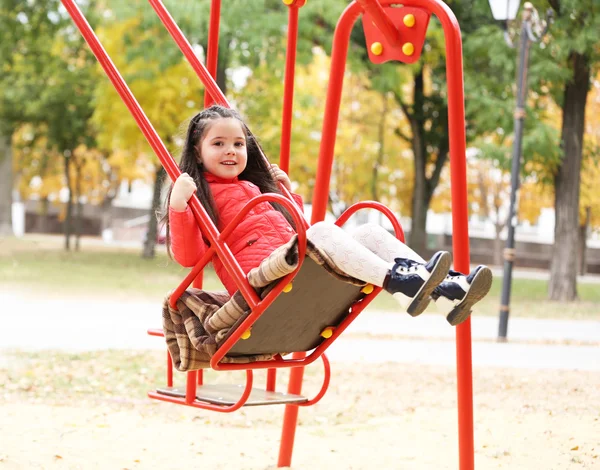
[152,198,406,411]
[156,384,308,407]
[223,255,366,356]
[160,231,372,372]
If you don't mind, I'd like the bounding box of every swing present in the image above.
[62,0,409,411]
[62,0,475,467]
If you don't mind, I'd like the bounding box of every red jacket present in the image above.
[169,173,303,295]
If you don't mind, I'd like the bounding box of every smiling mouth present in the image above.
[220,161,237,165]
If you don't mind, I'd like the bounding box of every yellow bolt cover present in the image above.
[370,42,383,56]
[283,283,293,293]
[402,42,415,56]
[282,0,294,5]
[361,284,375,294]
[241,329,252,340]
[320,327,334,339]
[403,14,416,28]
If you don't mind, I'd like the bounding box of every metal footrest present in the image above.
[156,384,308,406]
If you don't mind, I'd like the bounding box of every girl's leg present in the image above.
[306,222,392,287]
[347,223,492,325]
[432,266,493,326]
[348,223,426,264]
[307,222,450,316]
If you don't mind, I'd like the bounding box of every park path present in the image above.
[1,291,598,371]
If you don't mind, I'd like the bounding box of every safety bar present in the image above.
[334,201,405,242]
[169,193,307,310]
[210,200,406,371]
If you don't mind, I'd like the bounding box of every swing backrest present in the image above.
[222,256,365,356]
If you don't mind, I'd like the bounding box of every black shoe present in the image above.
[384,251,451,317]
[431,265,493,326]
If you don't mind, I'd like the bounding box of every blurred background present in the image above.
[0,0,598,309]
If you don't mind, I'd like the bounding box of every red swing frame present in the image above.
[60,0,474,468]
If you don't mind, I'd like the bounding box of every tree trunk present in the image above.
[494,223,504,267]
[63,152,73,251]
[74,160,83,252]
[0,131,14,236]
[100,195,114,236]
[408,70,428,254]
[142,165,166,259]
[578,206,591,276]
[548,52,590,301]
[371,95,388,202]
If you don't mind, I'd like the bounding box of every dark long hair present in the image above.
[163,105,296,255]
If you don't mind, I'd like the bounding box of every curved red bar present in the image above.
[297,353,331,407]
[334,200,405,242]
[147,369,254,412]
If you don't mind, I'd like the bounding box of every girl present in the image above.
[166,105,492,326]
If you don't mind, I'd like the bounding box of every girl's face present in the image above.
[198,118,248,179]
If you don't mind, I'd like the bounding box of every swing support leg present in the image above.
[280,0,472,469]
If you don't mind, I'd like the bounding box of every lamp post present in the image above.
[488,0,552,341]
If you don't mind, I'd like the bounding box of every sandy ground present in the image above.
[1,361,599,470]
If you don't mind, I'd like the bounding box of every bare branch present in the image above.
[391,89,413,122]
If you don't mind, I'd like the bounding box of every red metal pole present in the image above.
[61,0,262,311]
[147,0,229,107]
[185,370,197,403]
[425,3,473,469]
[278,4,362,468]
[194,0,220,289]
[297,0,473,467]
[167,352,173,387]
[148,0,307,221]
[60,0,180,182]
[266,368,277,392]
[310,2,362,223]
[204,0,221,108]
[279,3,301,173]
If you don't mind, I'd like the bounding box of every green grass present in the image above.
[0,236,224,301]
[0,349,166,403]
[0,348,318,403]
[1,235,599,320]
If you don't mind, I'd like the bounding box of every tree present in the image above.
[578,73,600,273]
[545,0,600,300]
[39,22,99,251]
[0,0,66,235]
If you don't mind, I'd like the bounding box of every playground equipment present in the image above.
[61,0,474,468]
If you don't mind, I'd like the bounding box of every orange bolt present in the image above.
[402,42,415,56]
[241,329,252,340]
[361,284,375,294]
[403,14,416,28]
[371,42,383,56]
[320,327,335,339]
